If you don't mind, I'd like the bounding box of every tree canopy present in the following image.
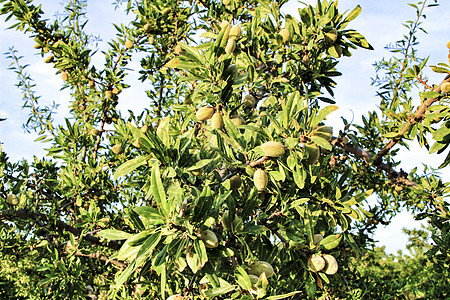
[0,0,449,299]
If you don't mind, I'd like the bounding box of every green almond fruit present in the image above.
[314,126,333,134]
[44,55,54,63]
[6,194,19,205]
[111,144,123,154]
[312,131,332,141]
[230,115,245,127]
[61,71,68,81]
[225,39,236,54]
[248,274,259,286]
[105,90,114,99]
[222,0,231,6]
[90,129,101,136]
[243,94,256,108]
[125,40,133,49]
[229,174,242,190]
[279,28,290,43]
[323,254,338,275]
[313,233,324,246]
[222,210,238,231]
[34,43,42,49]
[325,28,338,44]
[229,24,241,39]
[210,135,218,148]
[305,143,319,165]
[220,20,231,30]
[222,64,238,82]
[261,141,285,158]
[441,82,450,93]
[248,261,274,278]
[140,125,148,133]
[196,106,215,121]
[211,112,224,130]
[253,169,268,191]
[199,229,219,248]
[308,254,325,272]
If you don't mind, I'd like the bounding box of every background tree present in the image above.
[0,0,449,299]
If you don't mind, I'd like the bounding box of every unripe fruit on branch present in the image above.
[6,194,19,205]
[196,106,215,121]
[279,28,290,43]
[325,29,338,44]
[225,39,236,54]
[105,90,114,100]
[229,24,241,40]
[140,125,148,133]
[229,175,242,190]
[261,141,285,158]
[253,169,268,191]
[111,144,123,154]
[222,210,238,231]
[248,274,259,286]
[199,230,219,248]
[313,234,324,246]
[323,254,338,275]
[248,261,274,278]
[308,254,325,272]
[44,55,54,63]
[167,295,183,300]
[125,40,133,49]
[243,94,256,108]
[211,112,224,130]
[222,64,238,82]
[210,135,218,148]
[312,126,333,141]
[90,129,101,136]
[143,24,151,33]
[61,71,68,81]
[112,87,120,94]
[175,44,183,55]
[447,40,450,49]
[441,82,450,93]
[220,20,231,30]
[305,143,320,165]
[230,115,245,127]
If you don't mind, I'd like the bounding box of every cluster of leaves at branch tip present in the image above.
[222,210,239,231]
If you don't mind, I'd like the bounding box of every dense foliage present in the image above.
[0,0,449,299]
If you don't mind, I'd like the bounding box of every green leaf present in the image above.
[266,291,302,300]
[204,285,237,297]
[151,164,167,215]
[135,231,162,267]
[235,266,252,291]
[185,159,213,171]
[114,156,147,179]
[134,207,165,225]
[310,136,332,151]
[310,105,338,129]
[320,234,342,250]
[113,260,136,291]
[98,229,132,240]
[345,5,361,22]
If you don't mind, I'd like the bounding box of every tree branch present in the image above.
[331,138,416,187]
[373,75,450,165]
[0,209,121,250]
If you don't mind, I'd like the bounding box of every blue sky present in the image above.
[0,0,449,254]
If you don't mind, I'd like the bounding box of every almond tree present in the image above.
[0,0,449,299]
